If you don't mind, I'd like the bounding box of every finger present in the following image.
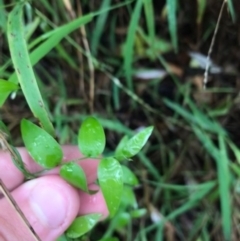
[0,146,99,191]
[78,184,109,220]
[0,175,80,241]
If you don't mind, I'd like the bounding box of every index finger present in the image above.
[0,145,99,191]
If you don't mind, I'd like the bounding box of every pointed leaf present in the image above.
[115,135,129,161]
[21,119,62,168]
[78,117,105,157]
[66,213,101,238]
[115,126,153,161]
[98,157,123,217]
[60,162,88,192]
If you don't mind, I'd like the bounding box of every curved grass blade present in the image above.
[7,3,54,135]
[8,13,93,85]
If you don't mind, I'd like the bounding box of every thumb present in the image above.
[0,176,80,241]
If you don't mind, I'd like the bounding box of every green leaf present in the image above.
[115,135,129,160]
[21,119,62,168]
[66,213,101,238]
[78,117,105,157]
[115,126,153,161]
[0,79,18,106]
[98,157,123,217]
[60,162,88,192]
[7,3,54,135]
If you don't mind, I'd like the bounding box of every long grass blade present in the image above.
[123,0,143,91]
[227,0,236,22]
[7,3,54,135]
[218,135,231,240]
[8,13,93,85]
[143,0,155,46]
[91,0,111,55]
[193,127,231,240]
[166,0,178,52]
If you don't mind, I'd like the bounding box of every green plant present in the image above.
[5,114,152,239]
[0,2,153,239]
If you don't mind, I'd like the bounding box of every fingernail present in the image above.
[29,184,67,229]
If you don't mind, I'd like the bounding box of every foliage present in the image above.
[0,0,239,240]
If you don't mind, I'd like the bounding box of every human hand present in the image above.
[0,146,108,241]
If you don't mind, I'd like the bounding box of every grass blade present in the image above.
[7,3,54,135]
[91,0,111,55]
[193,127,231,240]
[123,0,143,91]
[217,135,231,240]
[8,13,93,85]
[227,0,236,22]
[197,0,207,24]
[143,0,155,46]
[164,98,226,135]
[166,0,178,52]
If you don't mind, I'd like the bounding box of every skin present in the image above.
[0,146,109,241]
